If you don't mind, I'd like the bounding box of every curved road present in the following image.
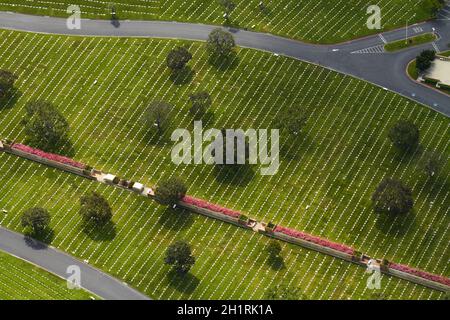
[0,11,449,116]
[0,226,150,300]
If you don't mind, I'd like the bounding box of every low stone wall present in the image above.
[177,201,251,230]
[4,147,94,180]
[386,268,449,292]
[268,231,354,263]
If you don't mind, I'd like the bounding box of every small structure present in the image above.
[103,174,116,184]
[0,140,3,150]
[132,182,144,193]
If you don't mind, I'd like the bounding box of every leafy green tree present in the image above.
[164,241,195,274]
[388,120,419,152]
[416,50,436,72]
[144,101,172,134]
[372,178,414,214]
[276,106,308,137]
[266,240,282,257]
[266,285,307,300]
[218,0,236,14]
[154,176,187,205]
[419,150,445,178]
[21,100,69,153]
[207,28,235,57]
[79,192,112,226]
[166,46,192,73]
[21,207,51,234]
[189,91,212,120]
[0,70,17,105]
[420,0,445,17]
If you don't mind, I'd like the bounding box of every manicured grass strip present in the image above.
[384,33,437,52]
[0,249,96,300]
[407,59,418,80]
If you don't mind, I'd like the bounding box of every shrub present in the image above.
[79,192,112,227]
[388,120,419,152]
[207,28,235,57]
[372,178,413,214]
[21,207,51,234]
[154,176,187,205]
[164,241,195,274]
[166,46,192,72]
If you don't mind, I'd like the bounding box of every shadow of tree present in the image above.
[0,89,22,111]
[81,220,117,242]
[167,269,200,295]
[158,206,195,231]
[169,66,195,85]
[213,164,255,186]
[24,227,55,245]
[374,210,415,237]
[208,52,239,71]
[111,15,120,28]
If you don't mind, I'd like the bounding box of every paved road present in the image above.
[0,226,150,300]
[0,11,449,116]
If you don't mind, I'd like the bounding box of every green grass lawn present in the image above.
[0,0,438,43]
[407,59,418,80]
[0,30,448,299]
[0,250,95,299]
[384,33,437,52]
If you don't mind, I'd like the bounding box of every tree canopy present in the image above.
[218,0,236,14]
[21,207,51,233]
[144,100,172,134]
[416,49,436,72]
[372,178,414,214]
[189,91,212,120]
[21,100,70,153]
[164,241,195,274]
[0,70,17,105]
[388,120,419,152]
[79,192,113,226]
[154,176,187,205]
[419,150,445,178]
[166,46,192,72]
[207,28,235,56]
[276,106,308,137]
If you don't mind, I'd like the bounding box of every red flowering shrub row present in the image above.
[12,143,86,169]
[390,263,450,286]
[182,196,241,218]
[274,226,354,255]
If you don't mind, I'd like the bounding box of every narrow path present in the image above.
[0,226,150,300]
[0,11,449,116]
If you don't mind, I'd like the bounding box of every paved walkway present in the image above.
[0,226,150,300]
[0,11,449,116]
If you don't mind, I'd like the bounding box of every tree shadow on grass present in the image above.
[208,52,239,71]
[81,220,117,242]
[158,206,195,232]
[213,164,255,186]
[374,210,416,237]
[167,269,200,295]
[0,89,22,111]
[280,134,313,161]
[143,129,170,147]
[169,66,195,85]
